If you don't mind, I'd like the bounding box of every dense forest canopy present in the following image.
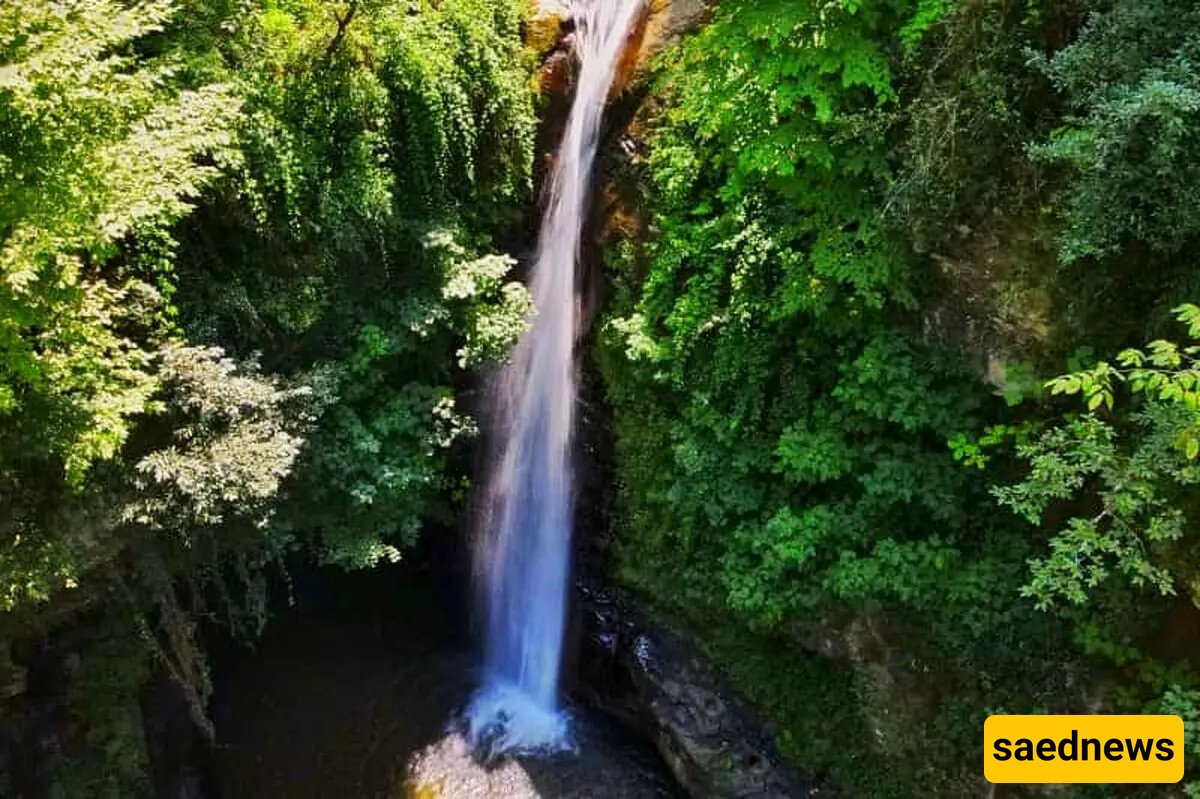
[1,0,536,792]
[598,0,1200,793]
[2,0,1200,796]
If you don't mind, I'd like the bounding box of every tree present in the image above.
[0,0,239,485]
[999,304,1200,608]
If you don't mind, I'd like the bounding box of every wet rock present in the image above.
[635,0,709,72]
[539,40,576,96]
[610,4,651,100]
[576,584,832,799]
[406,734,542,799]
[527,1,570,56]
[529,0,710,101]
[785,612,942,761]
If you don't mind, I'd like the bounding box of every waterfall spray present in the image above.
[464,0,643,758]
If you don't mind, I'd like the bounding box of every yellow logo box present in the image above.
[985,715,1184,784]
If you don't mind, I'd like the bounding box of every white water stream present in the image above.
[464,0,644,758]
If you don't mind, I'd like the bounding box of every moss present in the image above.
[523,4,565,57]
[49,611,154,799]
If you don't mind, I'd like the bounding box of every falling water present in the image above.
[463,0,644,758]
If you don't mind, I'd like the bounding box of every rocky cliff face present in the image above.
[526,0,709,253]
[528,0,708,79]
[576,584,830,799]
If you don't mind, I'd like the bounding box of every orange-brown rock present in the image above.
[528,0,710,100]
[609,4,650,100]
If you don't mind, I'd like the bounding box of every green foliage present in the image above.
[1049,303,1200,435]
[888,0,1070,251]
[49,613,153,799]
[0,0,535,789]
[0,0,536,603]
[1159,685,1200,793]
[602,0,982,632]
[163,0,536,568]
[1,343,312,617]
[595,13,1080,792]
[0,0,239,484]
[601,0,1200,795]
[9,0,1200,794]
[237,0,534,235]
[998,305,1200,608]
[949,422,1037,469]
[1031,0,1200,261]
[127,345,316,534]
[198,17,530,563]
[288,234,529,568]
[998,411,1193,607]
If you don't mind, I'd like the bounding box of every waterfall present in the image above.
[463,0,643,758]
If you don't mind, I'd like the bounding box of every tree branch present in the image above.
[325,0,359,61]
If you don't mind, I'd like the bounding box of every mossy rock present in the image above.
[524,1,566,56]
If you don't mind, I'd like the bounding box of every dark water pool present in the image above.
[208,570,681,799]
